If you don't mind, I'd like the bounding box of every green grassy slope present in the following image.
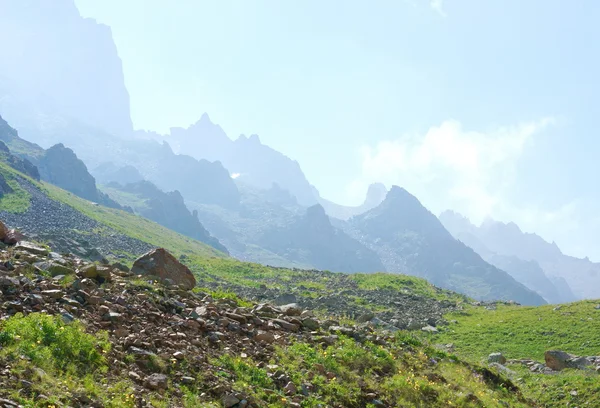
[0,160,225,261]
[432,300,600,407]
[98,184,151,211]
[42,181,225,260]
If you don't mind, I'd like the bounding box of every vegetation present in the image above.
[435,300,600,361]
[350,272,469,302]
[0,178,31,213]
[0,164,32,213]
[433,300,600,407]
[98,184,151,211]
[42,181,225,260]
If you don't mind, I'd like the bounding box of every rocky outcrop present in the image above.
[345,186,546,305]
[37,143,122,209]
[131,248,196,290]
[0,141,39,181]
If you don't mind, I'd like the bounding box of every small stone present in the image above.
[255,331,275,344]
[421,325,438,333]
[144,373,168,390]
[181,376,194,385]
[222,394,240,408]
[284,381,297,395]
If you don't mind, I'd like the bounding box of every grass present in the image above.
[350,272,469,303]
[99,184,151,211]
[0,164,32,213]
[0,313,110,374]
[435,300,600,361]
[432,300,600,407]
[42,181,226,260]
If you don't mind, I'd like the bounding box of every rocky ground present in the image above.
[203,273,459,332]
[0,177,153,259]
[0,238,534,407]
[0,242,392,407]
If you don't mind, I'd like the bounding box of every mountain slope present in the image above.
[439,210,574,304]
[345,186,546,305]
[258,204,385,273]
[0,115,121,209]
[0,156,225,263]
[100,180,228,253]
[440,210,586,301]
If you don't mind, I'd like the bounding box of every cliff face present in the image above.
[0,0,133,136]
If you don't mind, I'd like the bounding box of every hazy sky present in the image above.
[74,0,600,260]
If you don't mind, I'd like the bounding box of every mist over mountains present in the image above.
[0,0,595,306]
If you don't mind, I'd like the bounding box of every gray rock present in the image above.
[222,394,240,408]
[488,352,507,365]
[144,373,168,390]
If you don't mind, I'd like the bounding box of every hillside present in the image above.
[345,187,546,305]
[0,160,224,263]
[0,115,121,209]
[0,239,538,407]
[100,180,228,253]
[432,300,600,407]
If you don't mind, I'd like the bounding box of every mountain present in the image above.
[439,210,576,303]
[0,0,133,135]
[344,186,546,305]
[440,210,593,301]
[139,113,318,206]
[0,0,132,136]
[319,183,388,220]
[258,204,385,273]
[93,162,145,186]
[101,180,228,253]
[0,115,120,209]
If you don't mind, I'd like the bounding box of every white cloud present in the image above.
[349,117,556,224]
[430,0,447,17]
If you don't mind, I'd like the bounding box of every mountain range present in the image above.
[0,0,594,306]
[440,210,595,301]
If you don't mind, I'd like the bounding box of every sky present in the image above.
[73,0,600,260]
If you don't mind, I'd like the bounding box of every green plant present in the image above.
[0,312,110,374]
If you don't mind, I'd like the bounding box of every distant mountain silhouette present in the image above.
[344,186,546,305]
[137,113,318,206]
[440,210,586,301]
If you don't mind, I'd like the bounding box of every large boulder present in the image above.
[545,350,576,371]
[131,248,196,290]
